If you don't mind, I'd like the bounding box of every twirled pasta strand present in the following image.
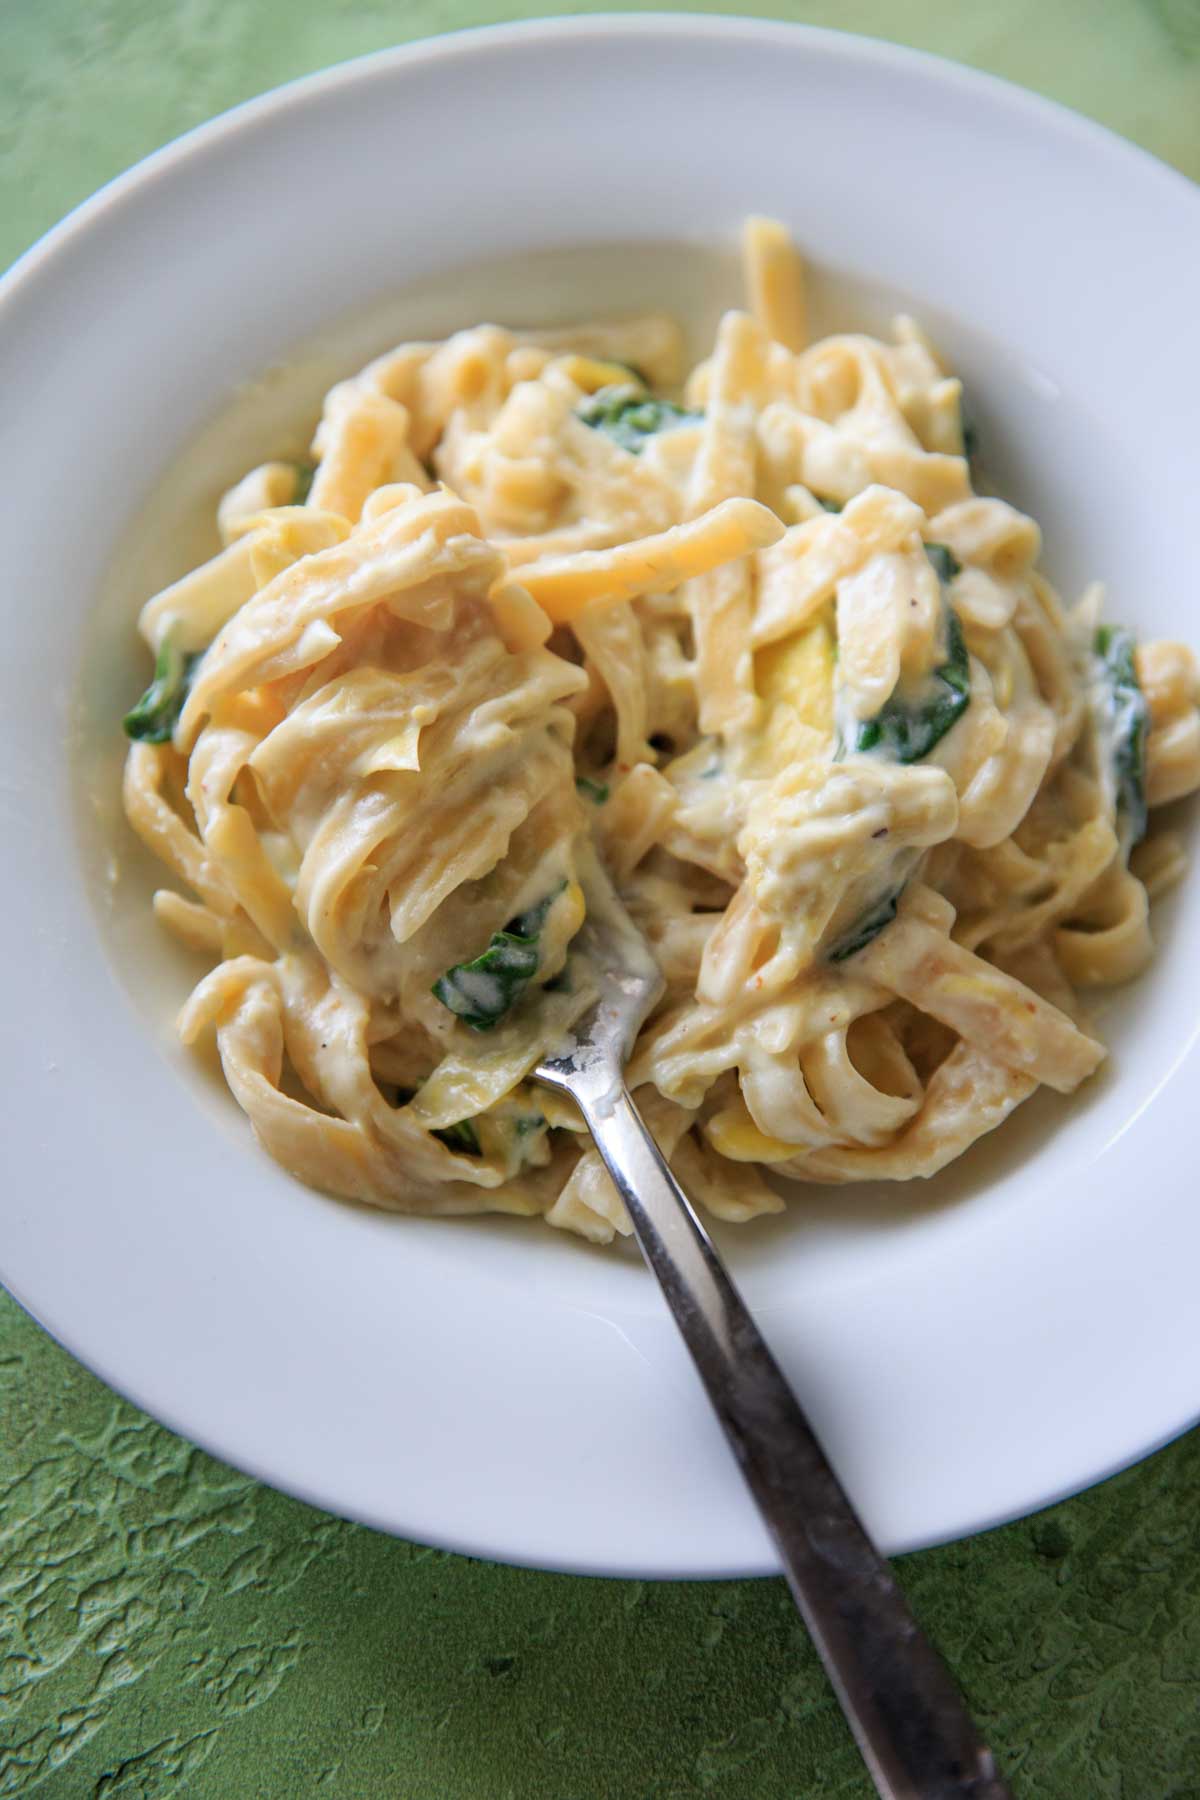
[120,220,1200,1240]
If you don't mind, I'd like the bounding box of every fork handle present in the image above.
[577,1081,1012,1800]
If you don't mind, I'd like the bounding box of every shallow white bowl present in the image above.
[2,16,1199,1577]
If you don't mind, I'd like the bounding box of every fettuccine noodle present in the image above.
[121,219,1200,1242]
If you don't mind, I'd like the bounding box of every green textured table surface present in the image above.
[4,4,1200,1795]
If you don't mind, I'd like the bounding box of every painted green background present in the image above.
[3,3,1200,1795]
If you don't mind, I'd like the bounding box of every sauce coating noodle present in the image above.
[120,221,1200,1242]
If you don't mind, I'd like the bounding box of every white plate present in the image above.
[2,17,1199,1578]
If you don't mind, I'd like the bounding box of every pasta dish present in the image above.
[120,219,1200,1243]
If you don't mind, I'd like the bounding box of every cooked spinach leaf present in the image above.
[818,496,844,514]
[825,887,903,963]
[575,776,610,805]
[841,544,969,761]
[1093,624,1148,852]
[507,889,560,940]
[122,637,200,743]
[290,459,317,504]
[432,1118,481,1156]
[923,541,962,585]
[391,1085,481,1155]
[576,385,701,455]
[432,889,561,1031]
[851,607,970,763]
[432,933,540,1032]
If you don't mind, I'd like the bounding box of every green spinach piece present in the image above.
[818,496,844,514]
[432,890,561,1032]
[290,460,317,504]
[432,1119,481,1156]
[437,1111,549,1156]
[575,776,610,805]
[391,1085,480,1155]
[825,888,903,964]
[507,890,560,940]
[923,542,962,585]
[122,637,201,743]
[577,385,701,456]
[1093,624,1148,852]
[852,607,970,763]
[842,544,968,762]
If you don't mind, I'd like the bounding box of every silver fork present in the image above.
[534,891,1013,1800]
